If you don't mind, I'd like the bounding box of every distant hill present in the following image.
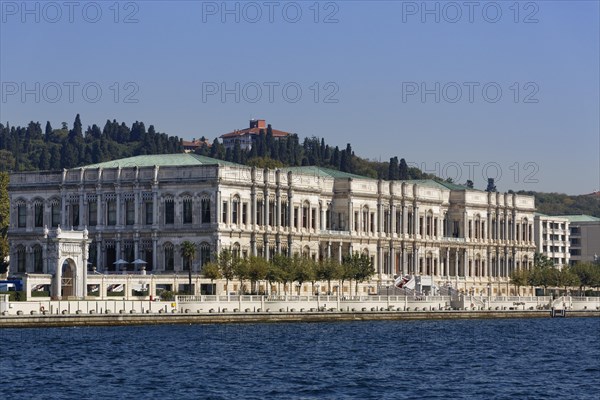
[515,190,600,218]
[2,115,597,219]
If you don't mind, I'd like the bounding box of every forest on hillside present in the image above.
[516,191,600,218]
[0,114,182,171]
[0,115,434,182]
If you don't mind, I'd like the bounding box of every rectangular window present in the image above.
[145,201,153,225]
[71,205,79,227]
[232,201,239,225]
[107,201,116,226]
[34,248,43,273]
[294,207,299,228]
[125,201,135,225]
[51,204,60,227]
[183,200,192,224]
[354,212,359,231]
[222,201,228,224]
[34,204,43,227]
[17,204,26,228]
[281,203,288,227]
[242,203,248,225]
[201,199,211,223]
[269,201,275,227]
[88,202,97,226]
[164,247,174,271]
[311,208,316,230]
[165,201,174,224]
[371,213,375,233]
[302,207,308,229]
[257,200,263,226]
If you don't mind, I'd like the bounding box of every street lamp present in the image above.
[314,283,320,296]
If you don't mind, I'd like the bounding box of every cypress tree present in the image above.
[399,158,409,180]
[388,157,399,180]
[486,178,497,192]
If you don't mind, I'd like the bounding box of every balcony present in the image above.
[320,229,351,236]
[442,237,466,243]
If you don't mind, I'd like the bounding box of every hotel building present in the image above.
[533,213,570,268]
[8,154,536,298]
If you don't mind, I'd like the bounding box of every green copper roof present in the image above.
[556,215,600,223]
[407,179,473,191]
[282,166,372,180]
[80,153,239,169]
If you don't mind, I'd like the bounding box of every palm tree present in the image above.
[180,241,196,295]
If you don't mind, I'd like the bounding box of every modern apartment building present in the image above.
[558,215,600,265]
[533,213,570,267]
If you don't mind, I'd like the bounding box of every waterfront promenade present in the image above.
[1,294,598,328]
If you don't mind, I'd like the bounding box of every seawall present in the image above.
[1,310,598,329]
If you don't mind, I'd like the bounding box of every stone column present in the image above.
[116,192,122,227]
[414,206,419,236]
[401,245,406,275]
[390,245,396,275]
[445,248,450,276]
[391,203,397,237]
[454,249,459,276]
[78,191,84,230]
[402,204,408,235]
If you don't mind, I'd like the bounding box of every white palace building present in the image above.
[7,154,537,299]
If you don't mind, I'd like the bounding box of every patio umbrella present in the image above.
[131,258,147,273]
[113,259,128,266]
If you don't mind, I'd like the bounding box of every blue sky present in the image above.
[1,0,598,194]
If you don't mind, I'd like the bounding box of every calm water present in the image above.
[1,318,599,399]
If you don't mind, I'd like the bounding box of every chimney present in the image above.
[250,119,266,129]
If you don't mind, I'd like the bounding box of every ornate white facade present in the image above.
[8,154,536,297]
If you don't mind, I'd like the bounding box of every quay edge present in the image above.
[1,310,598,329]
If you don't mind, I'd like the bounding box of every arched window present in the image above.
[164,196,175,225]
[33,199,44,228]
[201,196,211,224]
[16,200,26,228]
[232,242,241,259]
[164,243,174,271]
[232,196,240,225]
[182,195,193,224]
[302,246,310,258]
[16,245,26,273]
[362,206,369,233]
[33,245,43,273]
[199,242,211,267]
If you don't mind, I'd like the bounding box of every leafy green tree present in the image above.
[233,257,250,294]
[180,241,196,295]
[510,268,530,295]
[557,268,580,293]
[317,258,342,293]
[292,255,314,295]
[218,249,235,294]
[202,262,222,282]
[271,253,293,294]
[247,256,268,294]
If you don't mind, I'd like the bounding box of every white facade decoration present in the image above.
[8,155,537,297]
